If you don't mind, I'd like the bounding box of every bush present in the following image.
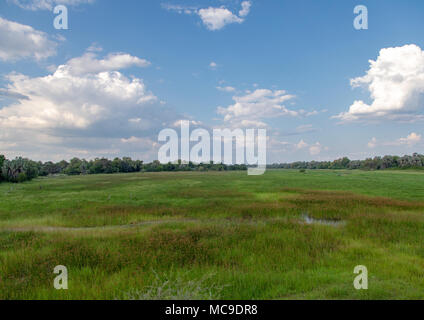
[17,172,27,183]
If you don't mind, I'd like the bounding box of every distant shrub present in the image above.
[299,169,306,173]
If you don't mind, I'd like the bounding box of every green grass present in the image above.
[0,169,423,299]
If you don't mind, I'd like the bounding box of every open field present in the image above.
[0,169,424,299]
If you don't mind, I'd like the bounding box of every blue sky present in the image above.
[0,0,423,163]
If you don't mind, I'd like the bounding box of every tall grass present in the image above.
[0,170,423,299]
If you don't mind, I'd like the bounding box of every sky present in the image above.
[0,0,423,163]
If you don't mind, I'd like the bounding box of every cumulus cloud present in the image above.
[217,88,297,127]
[10,0,94,11]
[0,49,180,161]
[66,51,150,75]
[0,88,29,100]
[0,67,156,129]
[335,44,424,122]
[397,132,422,145]
[0,50,155,130]
[0,17,57,61]
[163,1,252,31]
[197,6,243,31]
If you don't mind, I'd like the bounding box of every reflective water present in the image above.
[302,214,346,227]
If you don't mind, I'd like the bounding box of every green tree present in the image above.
[65,158,83,175]
[1,157,38,183]
[0,155,5,182]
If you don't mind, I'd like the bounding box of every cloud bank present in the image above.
[0,49,178,161]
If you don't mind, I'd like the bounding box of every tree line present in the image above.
[268,153,424,170]
[1,153,423,184]
[0,155,247,183]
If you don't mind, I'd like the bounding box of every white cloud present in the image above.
[209,61,218,69]
[298,109,323,117]
[120,136,157,148]
[164,1,252,31]
[396,132,422,146]
[368,133,421,148]
[216,86,235,92]
[0,17,57,61]
[66,51,150,75]
[336,44,424,122]
[172,119,203,128]
[198,6,243,31]
[11,0,94,11]
[368,137,377,148]
[0,66,156,130]
[0,48,172,161]
[217,88,297,127]
[240,119,267,128]
[295,139,324,155]
[86,43,103,52]
[239,1,252,17]
[309,142,322,156]
[128,118,142,124]
[161,3,198,14]
[296,139,308,150]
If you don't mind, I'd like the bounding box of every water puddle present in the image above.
[302,214,345,227]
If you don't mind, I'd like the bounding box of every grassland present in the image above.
[0,169,423,300]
